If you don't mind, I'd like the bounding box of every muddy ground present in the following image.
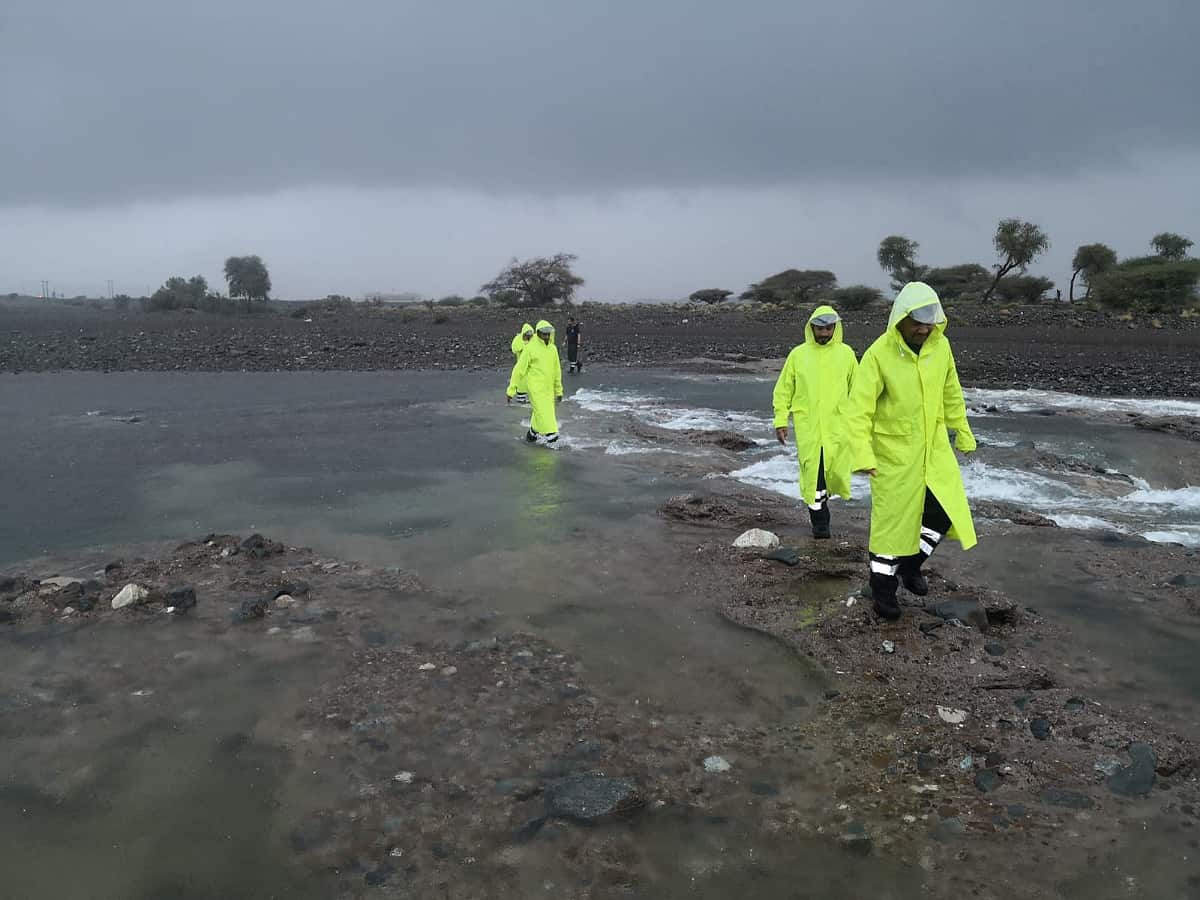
[3,301,1199,397]
[4,507,1199,897]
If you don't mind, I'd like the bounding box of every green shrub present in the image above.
[1092,258,1200,312]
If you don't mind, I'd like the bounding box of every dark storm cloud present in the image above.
[3,0,1198,206]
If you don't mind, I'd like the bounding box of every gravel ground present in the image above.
[3,301,1199,397]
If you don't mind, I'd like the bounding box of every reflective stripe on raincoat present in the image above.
[510,323,534,394]
[842,282,977,556]
[771,305,857,505]
[507,319,563,434]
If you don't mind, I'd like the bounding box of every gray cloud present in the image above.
[3,0,1199,206]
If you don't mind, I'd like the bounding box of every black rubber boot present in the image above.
[869,574,902,621]
[899,557,929,596]
[809,506,831,539]
[525,429,538,443]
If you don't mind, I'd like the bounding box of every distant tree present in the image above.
[992,274,1055,304]
[823,285,884,310]
[223,255,272,302]
[481,253,584,307]
[877,236,925,289]
[467,295,489,307]
[982,219,1049,303]
[1069,243,1118,302]
[1151,232,1194,261]
[689,288,734,305]
[741,269,837,306]
[923,263,991,302]
[435,295,466,306]
[148,275,209,311]
[1091,257,1200,312]
[113,293,133,311]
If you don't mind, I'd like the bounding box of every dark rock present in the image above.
[750,781,780,796]
[984,641,1006,656]
[1072,723,1099,741]
[544,775,643,822]
[1168,574,1200,588]
[823,690,841,700]
[165,584,197,612]
[926,597,988,631]
[1030,718,1052,740]
[232,596,269,623]
[985,752,1007,768]
[919,620,944,636]
[430,843,449,859]
[764,546,803,566]
[974,768,1002,793]
[48,581,83,609]
[1014,696,1030,711]
[1006,804,1027,819]
[840,832,872,856]
[364,866,392,886]
[1039,787,1094,809]
[1065,697,1086,713]
[240,533,284,559]
[916,753,938,775]
[997,718,1016,732]
[930,817,967,841]
[1106,743,1156,798]
[103,560,124,576]
[275,580,310,597]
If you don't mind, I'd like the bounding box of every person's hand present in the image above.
[775,427,788,445]
[556,395,563,403]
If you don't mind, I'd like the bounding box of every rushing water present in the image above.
[2,368,1199,897]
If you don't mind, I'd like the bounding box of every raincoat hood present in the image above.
[521,323,534,336]
[805,305,844,347]
[888,282,947,337]
[535,319,555,337]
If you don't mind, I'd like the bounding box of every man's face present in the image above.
[897,315,934,348]
[538,331,551,344]
[812,324,835,345]
[522,332,533,342]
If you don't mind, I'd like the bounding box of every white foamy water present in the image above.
[570,388,769,436]
[965,388,1200,418]
[1047,513,1127,533]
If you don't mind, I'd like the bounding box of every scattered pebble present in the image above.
[703,755,732,773]
[882,640,895,654]
[394,771,415,784]
[441,665,458,676]
[418,663,436,671]
[937,706,968,725]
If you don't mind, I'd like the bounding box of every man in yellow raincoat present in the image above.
[842,282,977,621]
[509,323,534,403]
[507,320,563,444]
[772,305,857,538]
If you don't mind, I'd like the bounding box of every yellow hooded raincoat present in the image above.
[772,305,858,506]
[507,320,563,434]
[510,323,535,394]
[842,283,977,556]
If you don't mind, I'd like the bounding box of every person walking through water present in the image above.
[772,305,857,538]
[564,314,583,374]
[507,320,564,444]
[842,282,977,621]
[509,323,534,403]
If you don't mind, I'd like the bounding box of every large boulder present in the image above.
[544,776,643,822]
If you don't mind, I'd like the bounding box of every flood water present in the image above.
[2,368,1198,897]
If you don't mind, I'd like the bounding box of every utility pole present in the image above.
[107,279,114,299]
[40,279,49,299]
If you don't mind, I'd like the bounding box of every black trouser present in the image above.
[868,489,952,598]
[809,452,830,532]
[567,343,580,369]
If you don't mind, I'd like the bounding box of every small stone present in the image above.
[984,641,1006,656]
[394,771,415,784]
[232,596,269,623]
[418,663,436,671]
[910,783,939,795]
[937,706,968,725]
[111,583,148,610]
[273,593,296,608]
[1094,758,1123,777]
[749,781,780,796]
[544,775,643,821]
[1065,697,1086,713]
[704,755,732,773]
[1106,743,1156,797]
[164,584,197,612]
[1168,574,1200,588]
[927,598,988,631]
[930,816,966,841]
[882,640,895,654]
[959,756,974,770]
[364,868,390,887]
[1072,723,1099,741]
[732,528,780,550]
[916,753,937,775]
[974,768,1002,793]
[441,665,458,676]
[1030,718,1052,740]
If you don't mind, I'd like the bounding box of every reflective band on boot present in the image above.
[918,526,943,559]
[807,489,829,513]
[869,554,900,576]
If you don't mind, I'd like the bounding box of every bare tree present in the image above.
[481,254,584,307]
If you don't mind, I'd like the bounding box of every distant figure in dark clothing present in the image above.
[565,315,583,374]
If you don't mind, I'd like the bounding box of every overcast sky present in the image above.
[2,0,1197,300]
